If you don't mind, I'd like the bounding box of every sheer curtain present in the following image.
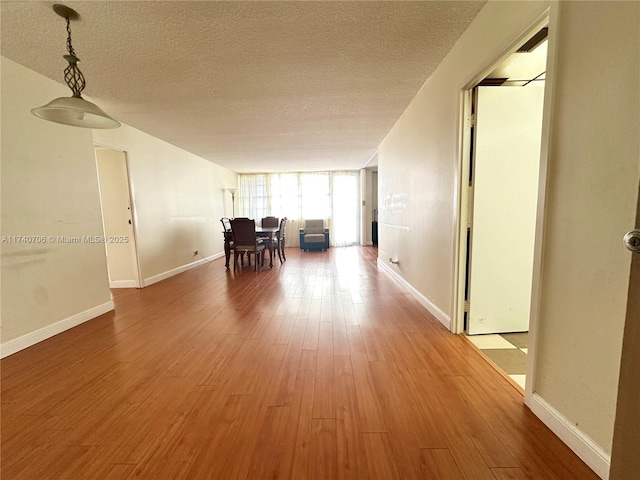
[238,171,359,247]
[238,174,269,220]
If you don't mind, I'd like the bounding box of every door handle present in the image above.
[623,230,640,253]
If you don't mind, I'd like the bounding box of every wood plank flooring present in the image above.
[1,247,599,479]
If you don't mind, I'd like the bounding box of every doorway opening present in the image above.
[94,146,142,288]
[360,163,379,247]
[458,25,549,390]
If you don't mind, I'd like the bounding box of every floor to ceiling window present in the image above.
[238,171,359,247]
[331,173,358,246]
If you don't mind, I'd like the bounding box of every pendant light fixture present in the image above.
[31,4,120,129]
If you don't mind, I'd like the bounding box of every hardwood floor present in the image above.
[1,247,598,479]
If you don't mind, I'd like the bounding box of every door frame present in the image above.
[452,5,559,402]
[94,142,143,289]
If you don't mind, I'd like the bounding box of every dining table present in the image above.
[223,225,279,269]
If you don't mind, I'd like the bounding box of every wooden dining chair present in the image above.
[278,217,287,261]
[268,217,287,264]
[220,217,245,268]
[261,216,279,228]
[230,218,265,271]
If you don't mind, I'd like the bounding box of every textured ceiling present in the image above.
[1,1,485,173]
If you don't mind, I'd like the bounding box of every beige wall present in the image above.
[2,56,238,350]
[377,0,639,462]
[93,125,238,283]
[1,58,112,343]
[378,0,549,321]
[534,0,639,453]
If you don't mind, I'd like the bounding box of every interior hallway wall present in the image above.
[377,1,550,325]
[2,56,238,353]
[1,58,112,346]
[533,0,640,454]
[93,125,238,284]
[376,0,639,465]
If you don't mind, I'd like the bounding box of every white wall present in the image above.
[2,56,238,354]
[533,0,639,454]
[1,58,112,346]
[378,1,550,323]
[376,0,639,469]
[93,125,237,284]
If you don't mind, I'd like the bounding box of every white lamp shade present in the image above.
[31,96,120,129]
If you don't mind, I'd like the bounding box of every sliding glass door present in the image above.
[332,173,358,246]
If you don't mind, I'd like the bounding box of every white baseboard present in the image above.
[526,393,610,479]
[0,300,115,359]
[376,258,608,479]
[143,252,225,287]
[109,279,139,288]
[208,252,225,263]
[377,258,451,330]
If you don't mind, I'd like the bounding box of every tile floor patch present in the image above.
[481,349,527,375]
[500,332,528,349]
[509,374,526,389]
[466,334,517,350]
[466,331,529,386]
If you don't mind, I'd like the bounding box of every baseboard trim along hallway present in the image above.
[143,251,225,287]
[527,393,611,479]
[377,257,451,330]
[0,300,115,359]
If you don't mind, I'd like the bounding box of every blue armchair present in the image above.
[299,219,329,251]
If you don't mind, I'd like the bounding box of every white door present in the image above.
[95,147,141,288]
[609,182,640,479]
[467,86,545,334]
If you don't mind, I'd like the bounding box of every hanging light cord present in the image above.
[65,17,76,56]
[63,16,86,98]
